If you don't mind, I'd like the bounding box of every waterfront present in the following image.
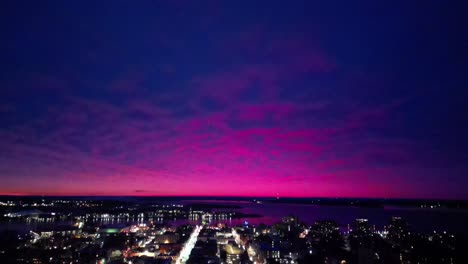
[3,200,468,237]
[1,198,467,263]
[180,200,468,235]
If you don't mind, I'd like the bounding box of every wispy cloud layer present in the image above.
[0,1,467,198]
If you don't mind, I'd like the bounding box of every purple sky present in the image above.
[0,1,467,198]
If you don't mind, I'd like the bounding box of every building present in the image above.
[34,226,80,238]
[154,232,179,244]
[225,244,242,264]
[282,216,298,225]
[354,218,370,234]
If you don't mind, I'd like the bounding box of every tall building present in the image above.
[354,218,370,234]
[387,217,409,243]
[225,244,242,264]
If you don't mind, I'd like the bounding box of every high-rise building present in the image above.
[354,218,370,234]
[225,244,242,264]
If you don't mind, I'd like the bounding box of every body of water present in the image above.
[2,200,468,236]
[180,200,468,235]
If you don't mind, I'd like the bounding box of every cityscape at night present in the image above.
[1,197,468,263]
[0,0,467,263]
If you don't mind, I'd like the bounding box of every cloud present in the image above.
[1,85,460,198]
[0,12,466,198]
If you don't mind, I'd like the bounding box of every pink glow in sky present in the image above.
[1,1,467,199]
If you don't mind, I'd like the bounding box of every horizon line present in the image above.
[0,194,467,201]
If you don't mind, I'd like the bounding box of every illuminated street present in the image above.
[176,225,202,264]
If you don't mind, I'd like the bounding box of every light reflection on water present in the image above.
[178,200,468,235]
[2,200,468,236]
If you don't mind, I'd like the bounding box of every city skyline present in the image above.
[1,1,467,199]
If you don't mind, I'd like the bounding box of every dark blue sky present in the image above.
[0,1,467,198]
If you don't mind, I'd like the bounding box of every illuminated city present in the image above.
[1,0,467,263]
[1,197,467,263]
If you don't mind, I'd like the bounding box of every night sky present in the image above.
[0,1,467,198]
